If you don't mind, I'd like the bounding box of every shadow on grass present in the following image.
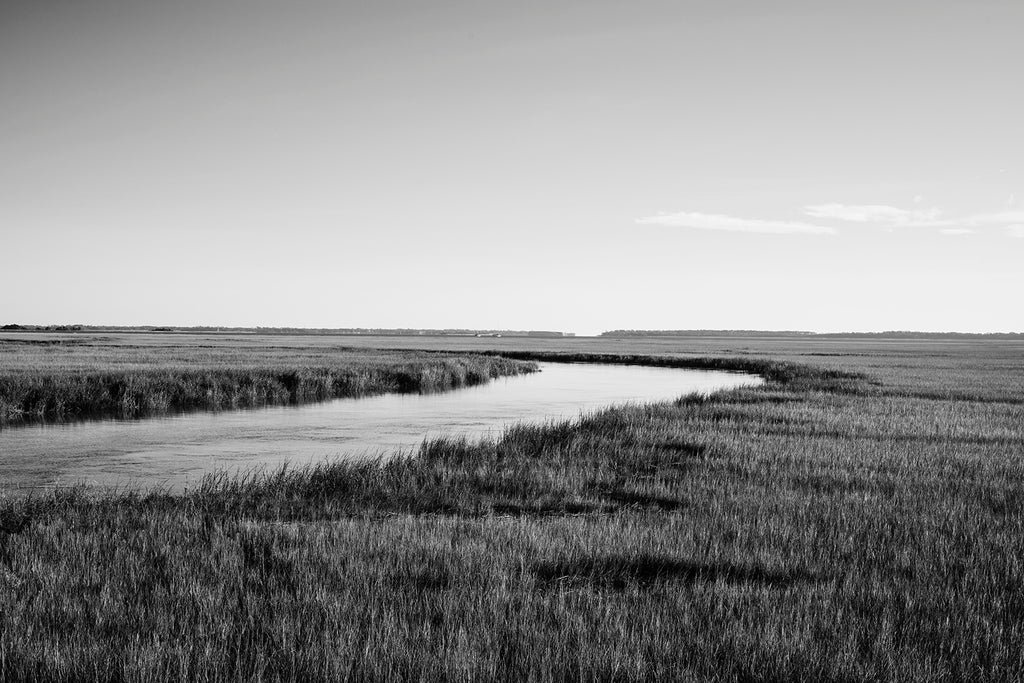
[489,501,612,516]
[533,554,815,590]
[653,440,710,459]
[593,487,689,512]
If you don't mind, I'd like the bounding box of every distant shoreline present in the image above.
[600,330,1024,339]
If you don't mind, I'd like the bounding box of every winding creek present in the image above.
[0,362,762,491]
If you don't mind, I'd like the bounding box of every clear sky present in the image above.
[2,0,1021,334]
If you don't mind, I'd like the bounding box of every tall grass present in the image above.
[0,338,534,425]
[1,335,1022,680]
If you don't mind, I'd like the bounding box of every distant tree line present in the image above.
[0,325,573,337]
[1,324,83,331]
[255,327,572,337]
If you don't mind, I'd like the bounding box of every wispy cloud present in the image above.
[637,206,1024,238]
[803,204,1024,235]
[962,211,1024,226]
[634,212,837,235]
[803,203,943,226]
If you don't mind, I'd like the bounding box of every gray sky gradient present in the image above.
[2,0,1022,333]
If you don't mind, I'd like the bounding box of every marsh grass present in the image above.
[0,337,534,426]
[1,336,1023,680]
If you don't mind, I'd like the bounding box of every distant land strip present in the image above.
[599,330,1024,339]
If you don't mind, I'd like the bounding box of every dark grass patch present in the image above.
[532,554,816,590]
[590,486,688,512]
[0,338,89,347]
[0,508,31,534]
[385,567,454,591]
[652,440,711,459]
[714,392,805,405]
[977,489,1024,517]
[489,501,612,516]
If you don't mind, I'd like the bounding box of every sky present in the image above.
[2,0,1022,334]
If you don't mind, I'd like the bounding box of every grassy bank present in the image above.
[0,336,535,425]
[1,335,1022,680]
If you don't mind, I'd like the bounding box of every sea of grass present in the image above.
[0,332,1022,681]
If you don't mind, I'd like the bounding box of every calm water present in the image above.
[0,363,761,491]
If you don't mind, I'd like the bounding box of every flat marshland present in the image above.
[1,333,1023,680]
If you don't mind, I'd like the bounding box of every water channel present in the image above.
[0,362,762,491]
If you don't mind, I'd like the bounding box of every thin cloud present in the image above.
[803,203,943,226]
[635,212,837,235]
[804,204,1024,236]
[962,211,1024,226]
[638,206,1024,238]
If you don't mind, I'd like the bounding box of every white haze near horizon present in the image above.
[1,0,1022,335]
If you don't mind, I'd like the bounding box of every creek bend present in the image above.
[0,362,762,491]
